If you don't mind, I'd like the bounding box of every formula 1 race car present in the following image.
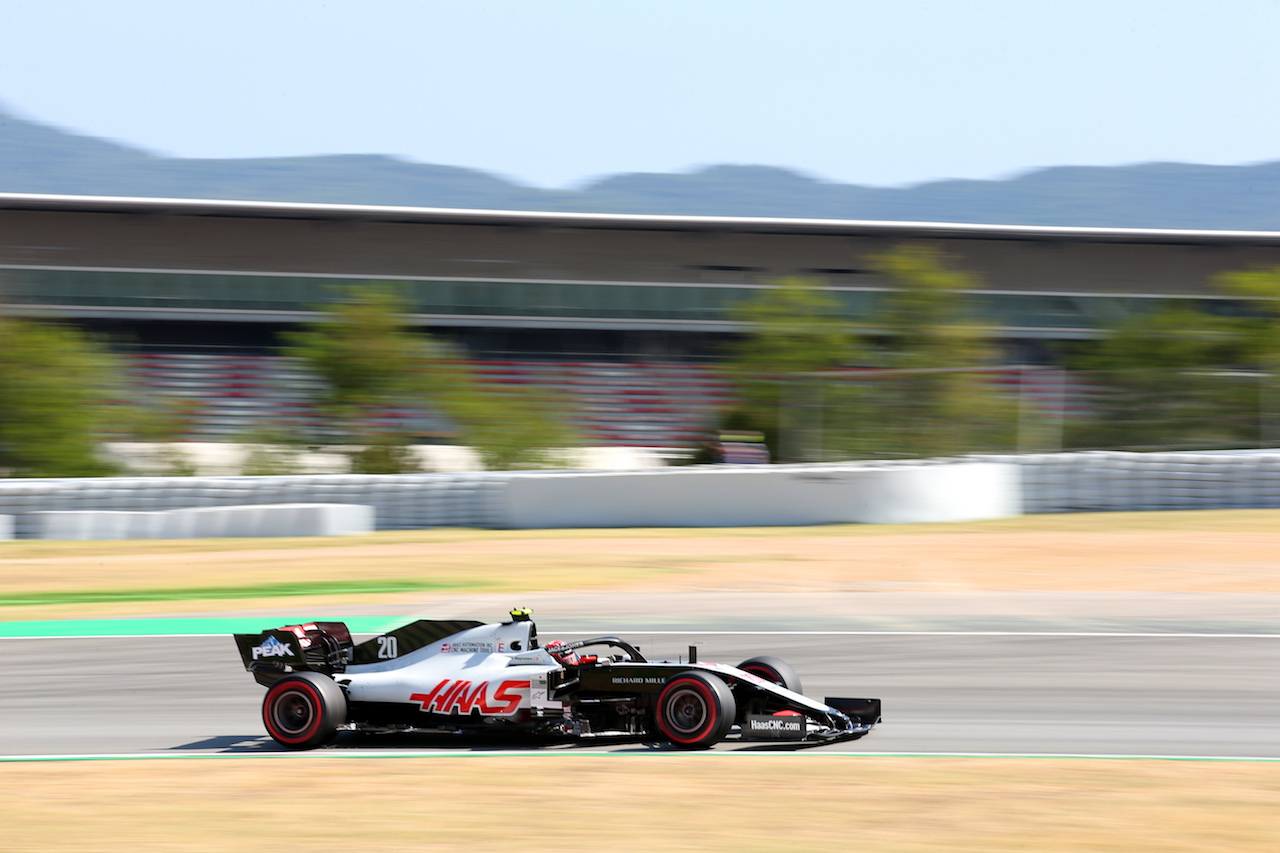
[232,609,881,750]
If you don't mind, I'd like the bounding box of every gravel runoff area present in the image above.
[2,509,1278,851]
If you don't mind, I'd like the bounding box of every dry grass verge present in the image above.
[2,756,1276,852]
[3,510,1280,620]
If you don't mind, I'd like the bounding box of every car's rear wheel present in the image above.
[737,655,803,694]
[262,672,346,750]
[655,671,736,749]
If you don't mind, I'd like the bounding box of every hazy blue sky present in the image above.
[4,0,1280,189]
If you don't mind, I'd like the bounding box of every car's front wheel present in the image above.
[655,671,736,749]
[737,655,803,694]
[262,672,346,750]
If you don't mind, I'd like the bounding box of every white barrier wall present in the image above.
[498,461,1021,528]
[0,514,12,540]
[27,503,374,540]
[2,451,1279,538]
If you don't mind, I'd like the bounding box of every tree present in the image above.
[721,277,863,461]
[0,316,122,477]
[1214,267,1280,446]
[719,250,1014,461]
[1066,304,1253,450]
[281,285,429,473]
[282,285,425,426]
[1063,265,1280,452]
[860,245,1015,458]
[283,284,575,472]
[1215,267,1280,360]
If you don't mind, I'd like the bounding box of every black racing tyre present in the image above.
[655,671,736,749]
[262,672,347,750]
[737,655,803,694]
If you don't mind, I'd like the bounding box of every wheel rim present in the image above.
[271,688,316,736]
[665,686,710,736]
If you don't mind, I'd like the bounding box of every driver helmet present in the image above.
[544,639,580,665]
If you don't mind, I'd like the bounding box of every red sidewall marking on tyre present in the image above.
[265,682,322,745]
[743,665,780,684]
[658,678,718,745]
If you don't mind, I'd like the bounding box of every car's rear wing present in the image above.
[233,618,492,685]
[233,621,354,681]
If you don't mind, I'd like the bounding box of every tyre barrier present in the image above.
[26,503,374,540]
[995,450,1280,514]
[0,474,504,538]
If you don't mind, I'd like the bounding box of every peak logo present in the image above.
[410,679,530,716]
[251,636,295,660]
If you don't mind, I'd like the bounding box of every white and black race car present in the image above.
[233,609,881,750]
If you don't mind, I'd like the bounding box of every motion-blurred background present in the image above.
[3,1,1280,478]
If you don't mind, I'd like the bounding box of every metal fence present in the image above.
[771,367,1280,461]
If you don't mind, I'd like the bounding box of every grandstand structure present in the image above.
[3,192,1280,448]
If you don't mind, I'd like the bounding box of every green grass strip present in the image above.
[0,579,457,608]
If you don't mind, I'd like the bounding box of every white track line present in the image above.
[2,750,1278,762]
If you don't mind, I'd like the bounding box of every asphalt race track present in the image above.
[2,631,1278,758]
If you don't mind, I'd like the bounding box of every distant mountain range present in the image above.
[5,104,1280,230]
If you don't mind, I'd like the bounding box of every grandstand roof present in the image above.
[6,191,1280,246]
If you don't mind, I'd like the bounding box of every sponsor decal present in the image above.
[251,635,294,660]
[750,717,803,732]
[611,676,665,685]
[742,713,807,740]
[529,673,557,709]
[439,642,498,654]
[410,679,530,716]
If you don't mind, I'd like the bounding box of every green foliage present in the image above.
[1214,266,1280,307]
[1216,267,1280,447]
[424,357,576,471]
[280,285,426,472]
[1215,266,1280,364]
[237,424,310,477]
[0,316,122,477]
[347,433,424,475]
[725,277,861,398]
[858,246,1016,458]
[283,284,574,471]
[1066,303,1257,450]
[871,246,993,369]
[718,252,1013,461]
[720,278,860,462]
[282,285,426,424]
